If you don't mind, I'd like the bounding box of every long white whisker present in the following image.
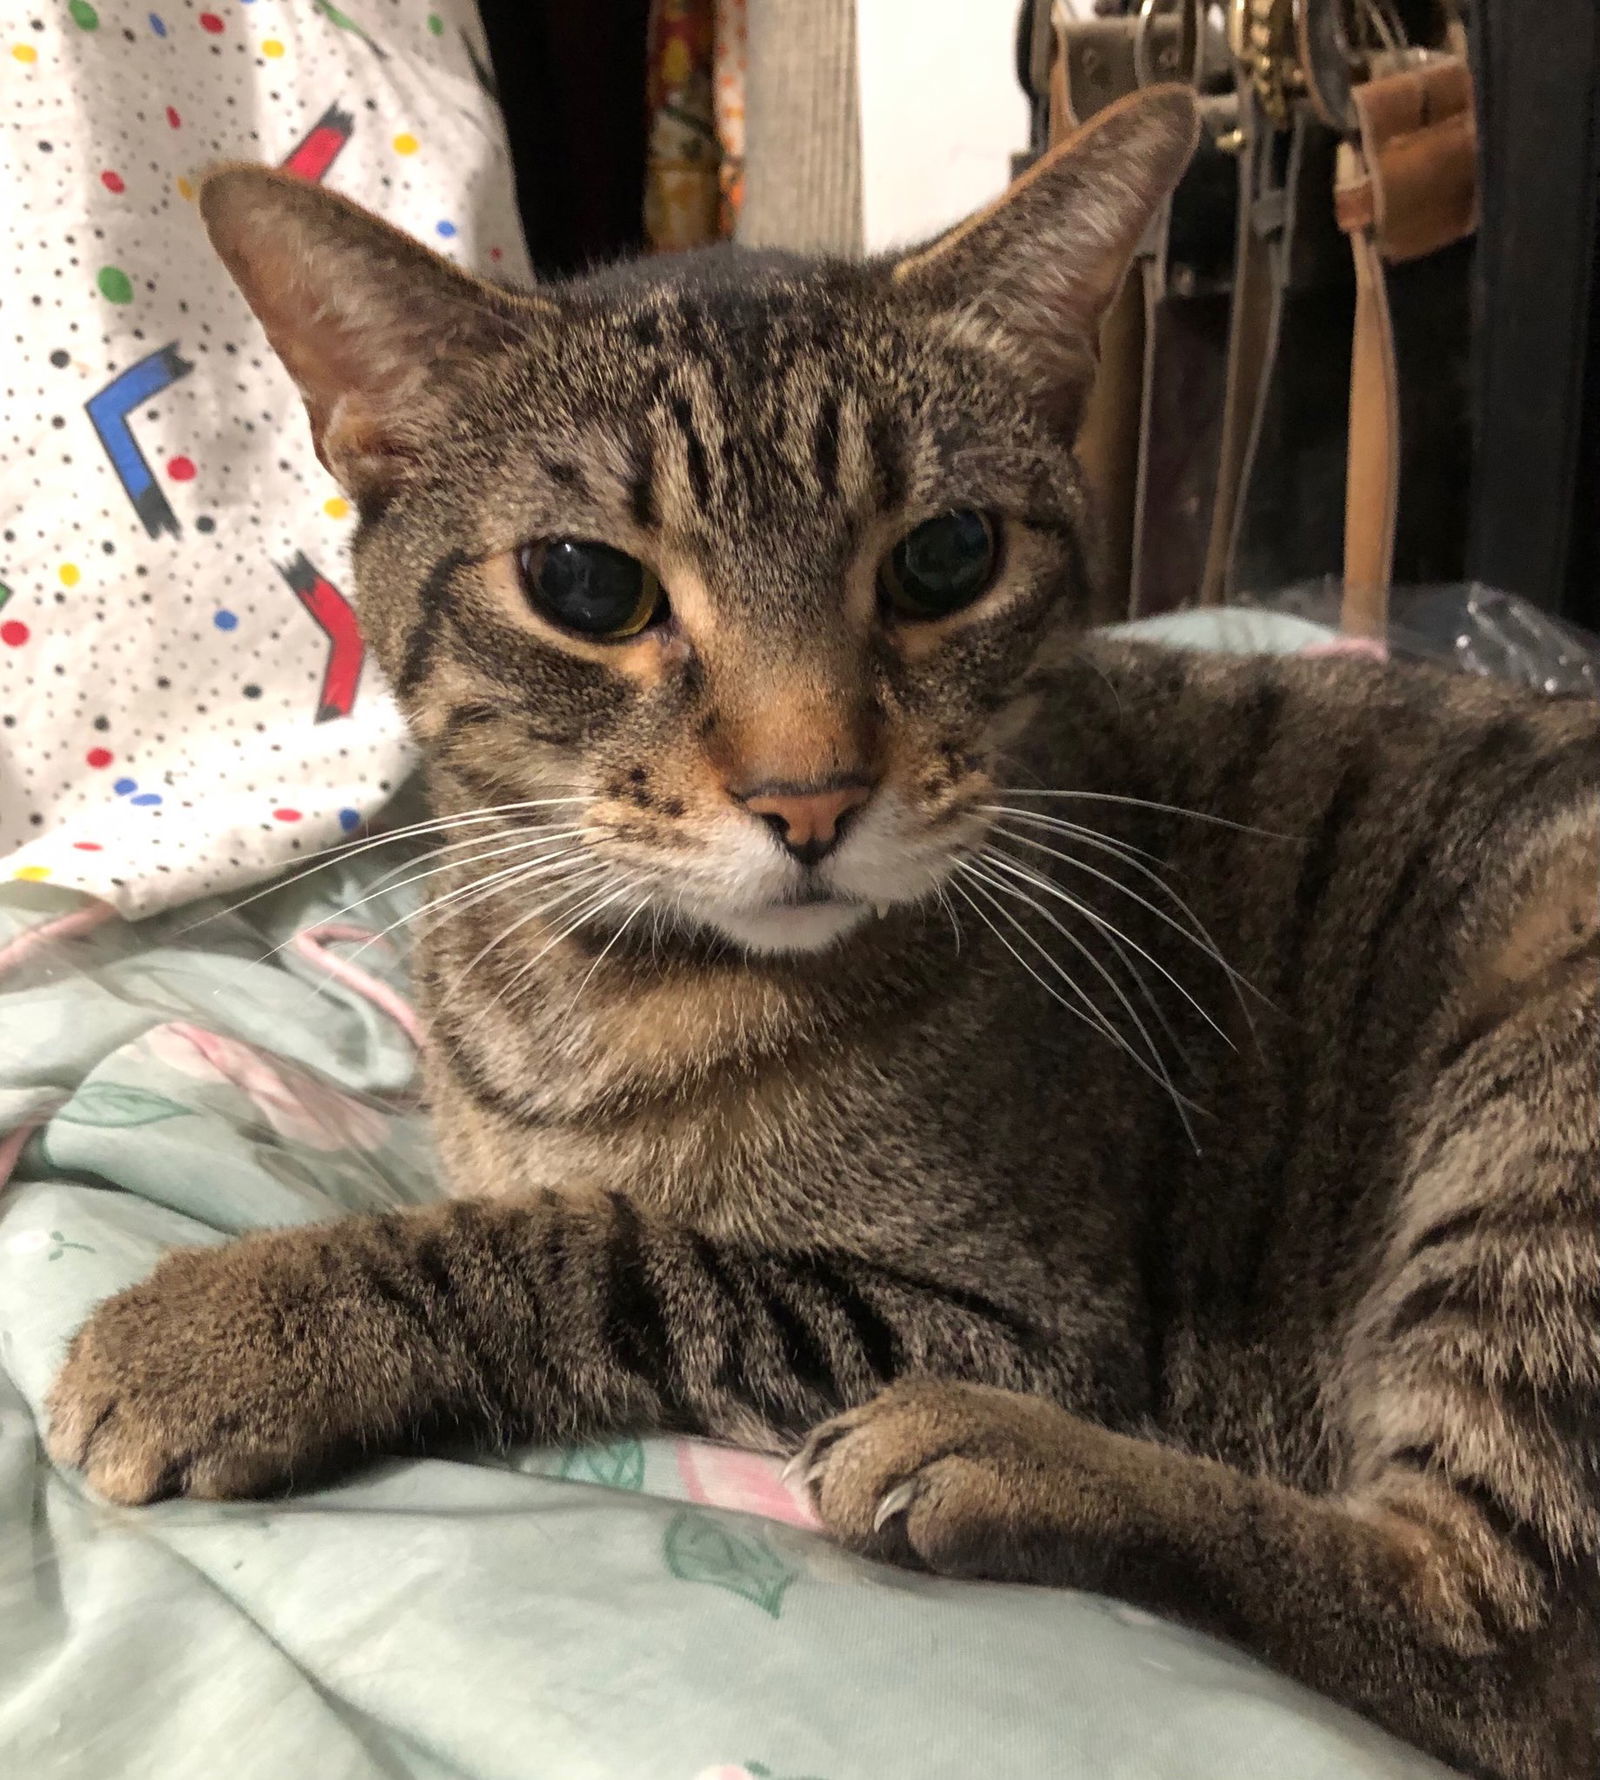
[932,883,962,955]
[995,788,1295,842]
[986,821,1264,1006]
[978,846,1235,1052]
[565,887,652,1016]
[341,845,598,965]
[438,867,616,1001]
[486,881,638,1017]
[948,872,1124,1052]
[177,797,591,933]
[980,803,1167,867]
[958,861,1201,1148]
[360,819,589,895]
[963,859,1170,1073]
[257,830,591,962]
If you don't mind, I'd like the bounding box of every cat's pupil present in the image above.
[520,540,663,640]
[881,511,997,619]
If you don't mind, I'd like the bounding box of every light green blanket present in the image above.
[0,614,1454,1780]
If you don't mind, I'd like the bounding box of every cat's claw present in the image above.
[873,1478,919,1532]
[782,1420,845,1487]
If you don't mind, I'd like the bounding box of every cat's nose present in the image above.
[736,779,873,866]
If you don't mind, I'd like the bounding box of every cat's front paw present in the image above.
[46,1224,421,1504]
[795,1377,1126,1587]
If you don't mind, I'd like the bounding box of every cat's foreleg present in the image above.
[45,1189,1051,1504]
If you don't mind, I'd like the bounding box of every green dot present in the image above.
[68,0,100,27]
[96,266,133,304]
[427,13,444,34]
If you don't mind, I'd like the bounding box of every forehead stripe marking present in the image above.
[397,546,470,696]
[669,394,712,509]
[813,392,840,502]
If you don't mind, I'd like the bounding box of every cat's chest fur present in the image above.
[418,925,956,1241]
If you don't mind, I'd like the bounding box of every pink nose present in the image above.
[736,781,872,864]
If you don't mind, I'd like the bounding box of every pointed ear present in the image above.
[198,166,544,500]
[891,85,1199,425]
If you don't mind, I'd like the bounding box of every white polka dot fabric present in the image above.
[0,0,531,917]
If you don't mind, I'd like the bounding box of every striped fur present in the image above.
[48,88,1600,1780]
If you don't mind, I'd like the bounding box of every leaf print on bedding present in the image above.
[556,1438,646,1491]
[663,1508,797,1617]
[55,1082,192,1127]
[142,1022,390,1151]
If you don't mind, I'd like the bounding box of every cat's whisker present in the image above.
[947,873,1130,1063]
[973,849,1206,1087]
[175,797,591,935]
[986,815,1269,1054]
[406,849,598,939]
[339,843,598,964]
[437,865,617,1002]
[958,860,1203,1149]
[998,861,1205,1086]
[487,880,641,1018]
[995,788,1297,842]
[986,819,1267,1008]
[979,803,1167,868]
[359,818,589,896]
[932,883,963,955]
[564,886,654,1017]
[977,844,1237,1052]
[255,829,592,963]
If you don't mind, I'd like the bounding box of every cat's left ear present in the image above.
[891,85,1199,424]
[199,165,544,501]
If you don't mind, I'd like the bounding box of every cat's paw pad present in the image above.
[45,1234,344,1504]
[794,1377,1078,1578]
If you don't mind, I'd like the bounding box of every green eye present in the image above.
[517,539,666,640]
[878,511,999,620]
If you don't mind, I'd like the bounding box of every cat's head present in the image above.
[201,88,1195,956]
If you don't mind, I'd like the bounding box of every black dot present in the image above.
[50,416,64,429]
[243,684,262,699]
[93,716,109,731]
[195,515,215,533]
[38,141,52,153]
[155,676,171,689]
[101,540,115,554]
[49,349,69,367]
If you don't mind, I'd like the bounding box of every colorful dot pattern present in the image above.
[1,1,532,910]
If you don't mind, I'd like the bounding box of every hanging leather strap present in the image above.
[1333,56,1477,634]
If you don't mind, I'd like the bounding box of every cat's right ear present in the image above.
[890,85,1199,428]
[199,166,544,502]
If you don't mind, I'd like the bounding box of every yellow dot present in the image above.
[12,43,38,64]
[13,866,52,882]
[323,497,350,519]
[176,175,194,201]
[392,132,419,156]
[59,563,80,587]
[262,37,284,57]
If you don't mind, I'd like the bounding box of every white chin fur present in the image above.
[700,900,873,955]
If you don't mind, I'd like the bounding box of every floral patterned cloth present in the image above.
[0,0,530,920]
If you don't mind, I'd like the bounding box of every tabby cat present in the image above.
[45,87,1600,1780]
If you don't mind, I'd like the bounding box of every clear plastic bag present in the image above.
[1252,579,1600,697]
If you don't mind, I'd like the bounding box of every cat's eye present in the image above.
[878,511,999,620]
[517,539,667,641]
